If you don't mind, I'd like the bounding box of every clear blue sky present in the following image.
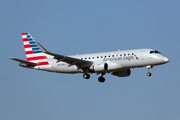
[1,0,180,120]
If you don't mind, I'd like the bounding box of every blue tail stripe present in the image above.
[29,41,36,44]
[31,45,38,47]
[32,48,40,50]
[28,40,33,42]
[28,38,33,41]
[33,51,42,53]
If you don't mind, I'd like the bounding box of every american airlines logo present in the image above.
[103,54,138,61]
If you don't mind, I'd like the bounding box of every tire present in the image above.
[83,73,90,79]
[98,77,105,83]
[147,72,152,76]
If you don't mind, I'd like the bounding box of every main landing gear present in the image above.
[83,73,90,79]
[98,73,105,83]
[83,73,106,83]
[146,65,153,76]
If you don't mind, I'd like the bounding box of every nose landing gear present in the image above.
[147,72,152,76]
[146,65,153,76]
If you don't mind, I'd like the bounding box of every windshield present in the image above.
[150,50,161,54]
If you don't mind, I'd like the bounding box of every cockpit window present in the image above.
[150,50,161,54]
[155,51,161,53]
[150,51,154,54]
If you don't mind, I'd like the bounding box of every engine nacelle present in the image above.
[90,63,108,72]
[112,69,131,77]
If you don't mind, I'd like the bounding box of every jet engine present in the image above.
[90,63,108,72]
[112,69,131,77]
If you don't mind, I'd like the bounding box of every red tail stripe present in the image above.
[23,38,29,42]
[24,44,31,48]
[27,56,47,61]
[22,33,26,35]
[26,51,34,55]
[37,61,49,66]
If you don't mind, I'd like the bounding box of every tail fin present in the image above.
[22,32,50,66]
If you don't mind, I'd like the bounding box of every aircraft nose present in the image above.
[164,57,169,63]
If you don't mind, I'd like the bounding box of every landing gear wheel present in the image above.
[98,77,105,83]
[147,72,152,76]
[83,73,90,79]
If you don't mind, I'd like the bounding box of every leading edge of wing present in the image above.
[35,41,93,68]
[9,57,37,65]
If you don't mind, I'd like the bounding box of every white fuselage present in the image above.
[37,48,168,73]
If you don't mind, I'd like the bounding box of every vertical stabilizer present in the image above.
[22,32,51,67]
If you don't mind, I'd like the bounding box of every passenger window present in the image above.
[81,58,83,60]
[116,54,118,57]
[124,54,126,56]
[132,53,134,55]
[109,55,110,57]
[105,56,107,58]
[128,54,130,56]
[101,56,103,58]
[97,56,99,58]
[92,57,94,59]
[85,58,87,59]
[120,54,122,56]
[112,55,114,57]
[89,57,91,59]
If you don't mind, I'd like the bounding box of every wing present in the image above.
[35,41,93,69]
[9,57,37,65]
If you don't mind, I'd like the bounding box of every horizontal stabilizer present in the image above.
[9,57,37,65]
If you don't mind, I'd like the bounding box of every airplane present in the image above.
[9,33,169,83]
